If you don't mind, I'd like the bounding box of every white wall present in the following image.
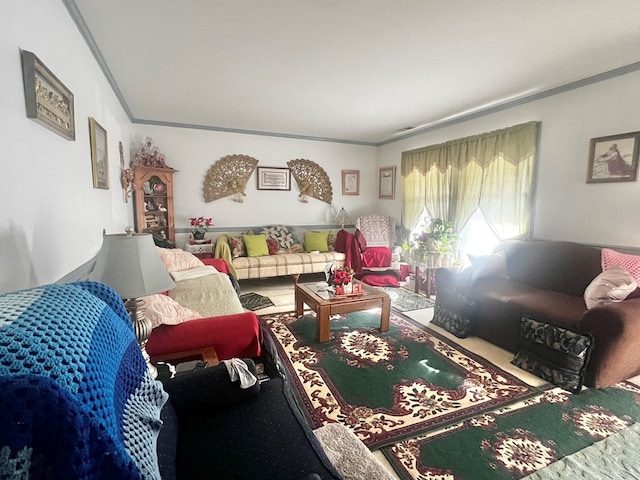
[0,0,133,292]
[377,70,640,249]
[130,125,378,248]
[3,1,639,293]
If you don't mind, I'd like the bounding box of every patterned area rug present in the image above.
[239,292,274,311]
[376,286,435,312]
[382,382,640,480]
[260,310,537,449]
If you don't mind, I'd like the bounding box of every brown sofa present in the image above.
[434,239,640,388]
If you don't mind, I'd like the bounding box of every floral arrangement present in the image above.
[133,137,168,168]
[190,216,213,237]
[407,218,459,256]
[331,266,354,286]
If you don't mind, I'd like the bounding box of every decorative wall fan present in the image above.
[286,159,333,204]
[203,154,259,202]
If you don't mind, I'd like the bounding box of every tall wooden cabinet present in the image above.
[132,166,177,243]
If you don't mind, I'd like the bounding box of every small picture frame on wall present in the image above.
[257,167,291,190]
[586,131,640,183]
[89,117,109,189]
[379,166,396,199]
[341,170,360,195]
[21,49,75,140]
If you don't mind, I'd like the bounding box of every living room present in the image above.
[3,1,640,479]
[3,1,640,294]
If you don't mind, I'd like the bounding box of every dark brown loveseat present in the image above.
[434,239,640,388]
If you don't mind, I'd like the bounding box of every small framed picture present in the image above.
[257,167,291,190]
[587,131,640,183]
[89,117,109,189]
[341,170,360,195]
[379,166,396,199]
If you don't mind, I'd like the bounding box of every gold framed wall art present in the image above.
[21,50,75,140]
[89,117,109,189]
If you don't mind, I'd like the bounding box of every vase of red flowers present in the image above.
[328,265,355,295]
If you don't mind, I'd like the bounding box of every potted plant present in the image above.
[190,216,213,242]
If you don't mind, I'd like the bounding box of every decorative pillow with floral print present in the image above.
[259,225,303,252]
[228,235,247,258]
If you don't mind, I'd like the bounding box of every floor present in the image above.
[238,274,638,479]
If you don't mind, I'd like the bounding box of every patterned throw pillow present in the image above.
[512,317,593,393]
[266,238,279,255]
[431,290,476,338]
[259,225,302,251]
[327,231,337,252]
[227,235,247,258]
[602,248,640,284]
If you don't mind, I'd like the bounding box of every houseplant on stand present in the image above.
[190,216,213,243]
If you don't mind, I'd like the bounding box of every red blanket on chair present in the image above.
[335,229,363,273]
[362,247,392,268]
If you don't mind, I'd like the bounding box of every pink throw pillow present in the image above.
[142,294,201,328]
[602,248,640,284]
[156,247,204,273]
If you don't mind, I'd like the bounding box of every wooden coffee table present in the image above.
[295,279,391,342]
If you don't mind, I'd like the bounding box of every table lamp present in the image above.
[335,207,350,229]
[89,227,175,378]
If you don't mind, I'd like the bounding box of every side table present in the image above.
[185,241,214,259]
[414,253,452,297]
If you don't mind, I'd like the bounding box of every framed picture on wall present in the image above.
[586,131,640,183]
[21,49,75,140]
[89,117,109,189]
[257,167,291,190]
[341,170,360,195]
[379,166,396,199]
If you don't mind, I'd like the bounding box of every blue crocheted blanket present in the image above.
[0,282,168,480]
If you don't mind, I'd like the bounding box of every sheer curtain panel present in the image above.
[400,121,539,239]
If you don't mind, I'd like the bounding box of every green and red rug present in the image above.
[382,382,640,479]
[260,310,537,449]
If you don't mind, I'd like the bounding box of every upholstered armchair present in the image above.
[354,215,403,286]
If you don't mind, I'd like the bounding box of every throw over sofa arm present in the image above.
[213,234,239,278]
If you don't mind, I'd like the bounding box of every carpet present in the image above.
[239,292,274,311]
[260,310,537,449]
[376,286,435,312]
[382,382,640,480]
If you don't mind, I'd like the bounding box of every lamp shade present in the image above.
[89,232,175,298]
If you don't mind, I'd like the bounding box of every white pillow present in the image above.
[468,252,508,282]
[170,265,218,282]
[584,265,637,309]
[142,293,201,328]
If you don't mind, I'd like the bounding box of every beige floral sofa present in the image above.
[214,225,346,281]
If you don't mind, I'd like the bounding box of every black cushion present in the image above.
[175,376,341,480]
[163,359,261,416]
[511,316,593,393]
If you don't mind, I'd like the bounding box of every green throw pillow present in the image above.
[243,234,269,257]
[305,231,330,252]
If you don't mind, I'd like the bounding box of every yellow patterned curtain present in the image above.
[401,121,539,239]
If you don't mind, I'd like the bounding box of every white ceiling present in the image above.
[66,0,640,145]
